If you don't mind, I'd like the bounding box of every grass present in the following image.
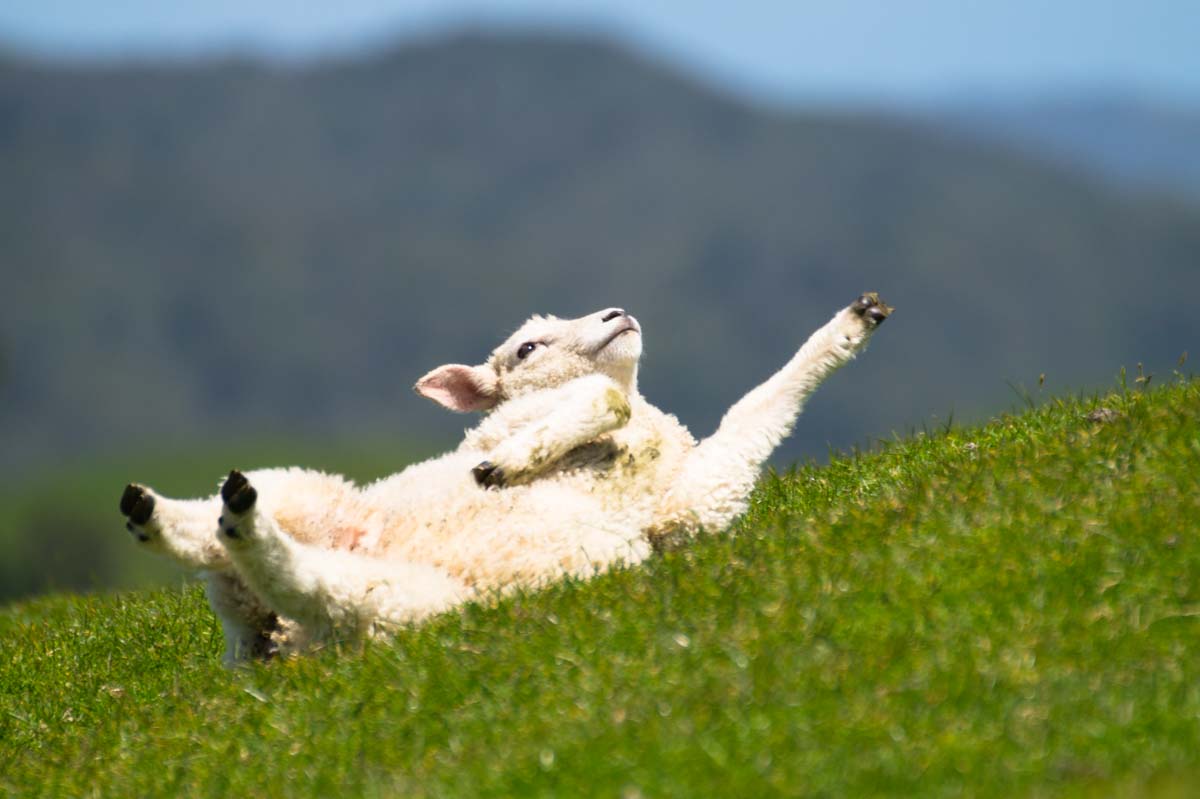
[1,378,1198,797]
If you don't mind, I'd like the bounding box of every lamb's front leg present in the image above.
[471,375,632,488]
[216,470,465,647]
[656,293,891,537]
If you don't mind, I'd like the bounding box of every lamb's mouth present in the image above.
[598,323,641,352]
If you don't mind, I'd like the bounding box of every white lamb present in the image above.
[120,294,891,663]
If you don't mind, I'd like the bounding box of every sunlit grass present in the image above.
[2,379,1197,797]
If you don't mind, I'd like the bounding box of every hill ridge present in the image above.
[0,29,1197,476]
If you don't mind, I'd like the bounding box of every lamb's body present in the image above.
[120,295,891,662]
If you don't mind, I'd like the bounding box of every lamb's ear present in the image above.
[414,364,499,412]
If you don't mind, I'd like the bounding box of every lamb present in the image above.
[119,293,891,662]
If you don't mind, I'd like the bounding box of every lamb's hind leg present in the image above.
[217,470,466,649]
[119,483,229,570]
[653,293,892,541]
[120,482,280,664]
[203,570,281,665]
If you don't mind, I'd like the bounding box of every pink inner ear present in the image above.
[414,364,498,413]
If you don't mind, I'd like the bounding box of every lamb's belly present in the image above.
[379,473,651,590]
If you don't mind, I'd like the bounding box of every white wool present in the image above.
[123,298,889,662]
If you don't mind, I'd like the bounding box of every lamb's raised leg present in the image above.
[653,293,892,540]
[216,470,466,647]
[119,483,229,570]
[120,482,282,664]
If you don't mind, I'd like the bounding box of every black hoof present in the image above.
[125,521,150,542]
[221,469,258,515]
[851,292,893,325]
[120,484,156,526]
[472,460,506,488]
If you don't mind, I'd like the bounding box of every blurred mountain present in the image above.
[2,31,1198,476]
[925,93,1200,201]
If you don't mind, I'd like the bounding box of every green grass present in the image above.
[2,379,1198,797]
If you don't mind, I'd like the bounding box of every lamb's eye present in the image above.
[516,342,537,360]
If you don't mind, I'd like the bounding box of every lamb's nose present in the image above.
[602,309,626,323]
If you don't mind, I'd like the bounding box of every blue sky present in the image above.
[2,1,1198,102]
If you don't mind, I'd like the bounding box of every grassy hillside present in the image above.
[2,378,1197,797]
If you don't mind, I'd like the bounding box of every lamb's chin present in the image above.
[598,331,642,364]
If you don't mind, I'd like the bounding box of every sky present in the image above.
[1,1,1198,103]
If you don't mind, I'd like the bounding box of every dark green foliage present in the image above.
[2,379,1197,796]
[0,32,1198,478]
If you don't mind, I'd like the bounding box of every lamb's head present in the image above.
[415,308,642,412]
